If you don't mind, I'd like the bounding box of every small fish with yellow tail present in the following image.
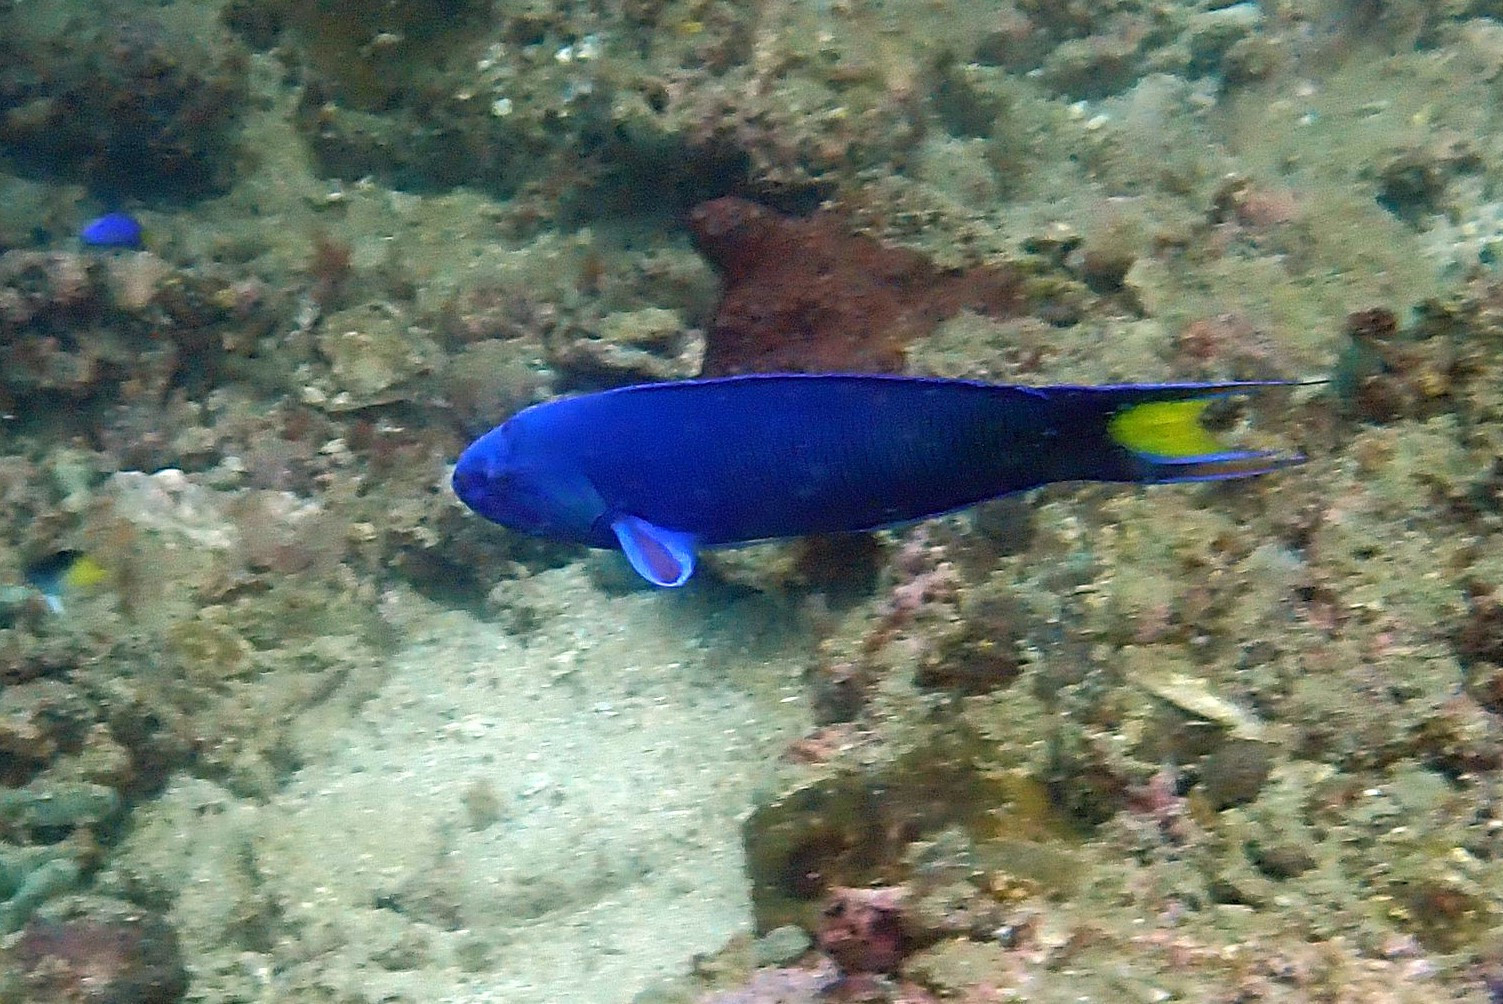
[24,550,109,613]
[452,374,1306,587]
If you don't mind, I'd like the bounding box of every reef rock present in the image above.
[548,306,704,383]
[313,302,442,410]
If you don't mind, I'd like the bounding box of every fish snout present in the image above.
[451,456,491,509]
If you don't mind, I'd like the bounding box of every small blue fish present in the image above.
[452,374,1304,587]
[80,212,144,250]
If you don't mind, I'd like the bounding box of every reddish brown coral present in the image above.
[817,886,909,973]
[688,197,1028,375]
[11,909,188,1004]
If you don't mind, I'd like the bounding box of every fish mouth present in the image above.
[451,454,545,531]
[450,461,484,508]
[451,454,509,516]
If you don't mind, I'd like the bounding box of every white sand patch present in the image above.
[112,566,810,1003]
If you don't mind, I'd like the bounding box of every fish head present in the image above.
[452,421,603,543]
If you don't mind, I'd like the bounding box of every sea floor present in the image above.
[107,566,811,1003]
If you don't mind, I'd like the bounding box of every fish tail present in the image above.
[1079,382,1305,483]
[63,553,109,590]
[23,549,109,614]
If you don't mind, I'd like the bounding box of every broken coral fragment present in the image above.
[1126,646,1267,741]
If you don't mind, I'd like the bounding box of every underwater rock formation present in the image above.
[0,4,248,200]
[0,249,280,414]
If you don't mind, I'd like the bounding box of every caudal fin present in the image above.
[1098,384,1306,483]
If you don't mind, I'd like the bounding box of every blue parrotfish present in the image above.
[80,212,144,250]
[452,374,1303,587]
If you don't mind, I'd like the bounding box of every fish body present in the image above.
[80,212,144,249]
[452,373,1302,586]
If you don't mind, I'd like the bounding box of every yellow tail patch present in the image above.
[1107,398,1226,459]
[63,554,109,590]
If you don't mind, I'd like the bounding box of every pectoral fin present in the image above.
[610,515,698,587]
